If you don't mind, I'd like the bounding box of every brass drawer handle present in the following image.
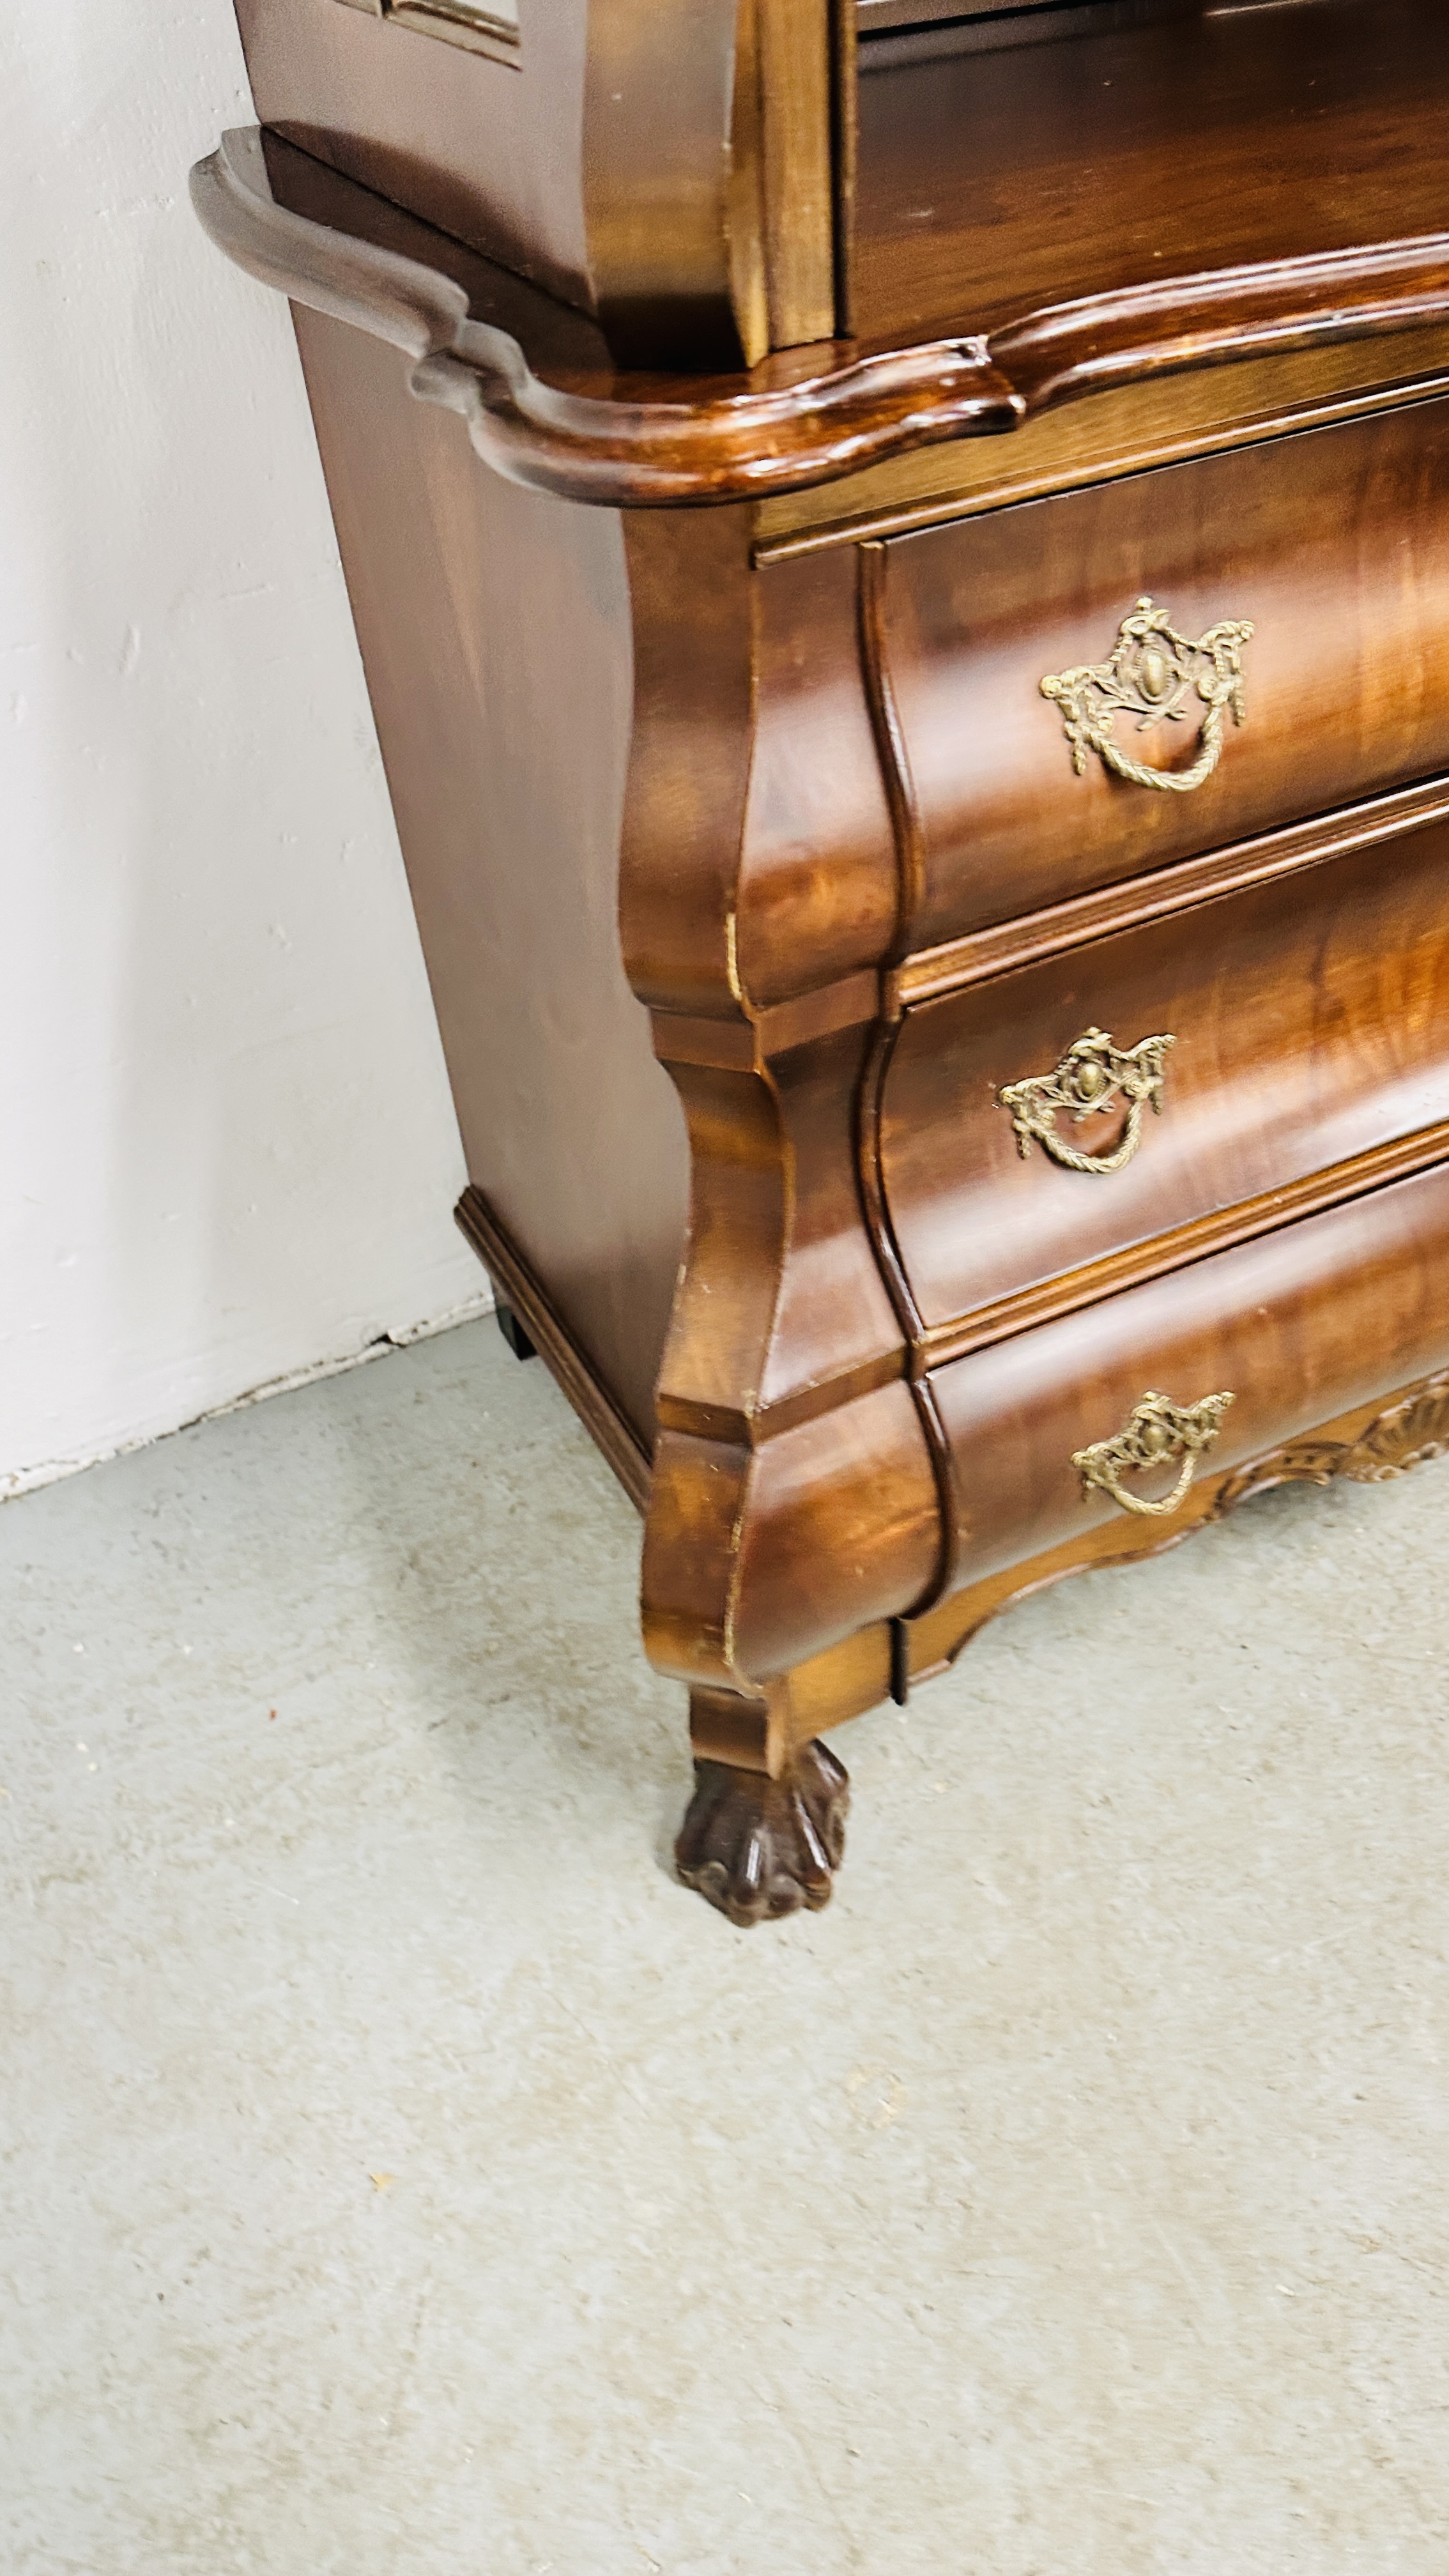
[1041,596,1254,794]
[1074,1390,1234,1520]
[998,1025,1174,1176]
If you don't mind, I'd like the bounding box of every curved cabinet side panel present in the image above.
[291,303,688,1441]
[644,1386,939,1692]
[729,1382,941,1678]
[618,510,758,1018]
[734,544,900,1006]
[627,506,933,1702]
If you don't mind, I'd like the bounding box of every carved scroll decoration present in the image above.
[1217,1375,1449,1512]
[1041,596,1254,794]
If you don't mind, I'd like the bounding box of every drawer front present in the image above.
[878,397,1449,951]
[932,1159,1449,1593]
[880,811,1449,1342]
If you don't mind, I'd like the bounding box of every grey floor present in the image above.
[3,1319,1448,2576]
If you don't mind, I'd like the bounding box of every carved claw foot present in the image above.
[675,1740,850,1928]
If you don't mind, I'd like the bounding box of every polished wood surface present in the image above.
[234,0,843,365]
[903,1365,1449,1687]
[194,130,1449,509]
[456,1186,652,1506]
[875,395,1449,949]
[190,131,1024,504]
[201,0,1449,1919]
[618,509,943,1710]
[931,1159,1449,1596]
[858,0,1199,45]
[234,0,597,307]
[675,1736,848,1926]
[755,324,1449,558]
[854,0,1449,343]
[289,298,688,1448]
[881,812,1449,1335]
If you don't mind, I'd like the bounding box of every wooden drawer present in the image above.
[879,806,1449,1349]
[931,1157,1449,1593]
[877,397,1449,951]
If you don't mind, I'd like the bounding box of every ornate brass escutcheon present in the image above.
[1041,596,1254,793]
[1073,1390,1235,1519]
[998,1025,1174,1176]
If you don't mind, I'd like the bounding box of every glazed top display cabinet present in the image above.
[196,2,1449,1923]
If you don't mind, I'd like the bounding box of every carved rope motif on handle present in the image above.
[1073,1390,1235,1519]
[998,1026,1175,1177]
[1041,597,1254,794]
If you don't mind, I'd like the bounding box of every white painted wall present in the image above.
[0,1,489,1499]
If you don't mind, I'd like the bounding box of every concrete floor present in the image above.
[3,1317,1448,2575]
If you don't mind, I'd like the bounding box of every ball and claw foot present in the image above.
[675,1740,850,1928]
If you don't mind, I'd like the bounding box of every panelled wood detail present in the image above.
[872,397,1449,956]
[755,329,1449,562]
[203,0,1449,1915]
[907,1368,1449,1690]
[912,1124,1449,1374]
[882,815,1449,1349]
[894,775,1449,1008]
[622,512,941,1717]
[928,1162,1449,1603]
[236,0,841,367]
[754,0,837,350]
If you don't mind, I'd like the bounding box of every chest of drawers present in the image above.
[197,0,1449,1923]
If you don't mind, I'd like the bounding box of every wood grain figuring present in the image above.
[580,0,752,365]
[854,0,1449,344]
[912,1124,1449,1375]
[648,1020,905,1445]
[289,299,689,1447]
[618,501,940,1701]
[880,816,1449,1337]
[196,133,1449,512]
[193,130,1023,502]
[687,1623,894,1773]
[894,775,1449,1006]
[931,1158,1449,1598]
[756,0,836,348]
[643,1385,939,1692]
[754,326,1449,559]
[877,396,1449,951]
[733,544,900,1006]
[203,0,1449,1917]
[905,1367,1449,1687]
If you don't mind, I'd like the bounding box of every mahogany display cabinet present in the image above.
[195,0,1449,1923]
